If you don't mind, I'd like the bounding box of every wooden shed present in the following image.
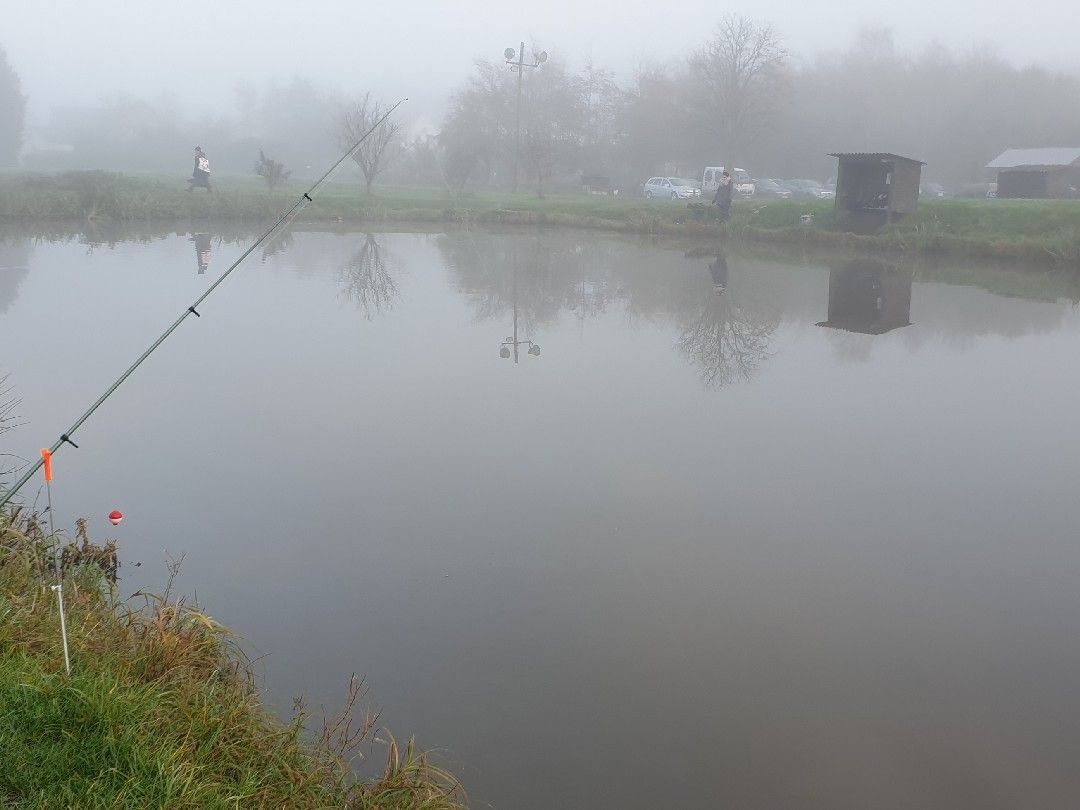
[815,260,913,335]
[986,148,1080,199]
[829,152,925,226]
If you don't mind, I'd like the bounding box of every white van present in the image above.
[702,167,755,198]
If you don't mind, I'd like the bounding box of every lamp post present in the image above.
[504,42,548,194]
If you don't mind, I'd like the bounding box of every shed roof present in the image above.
[987,147,1080,169]
[828,152,926,165]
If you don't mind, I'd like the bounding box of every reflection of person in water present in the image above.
[190,233,211,275]
[709,253,728,296]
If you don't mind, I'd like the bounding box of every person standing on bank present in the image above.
[187,146,212,192]
[712,170,733,222]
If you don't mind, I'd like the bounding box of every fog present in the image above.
[7,0,1080,117]
[3,1,1080,187]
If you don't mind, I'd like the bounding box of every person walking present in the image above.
[187,146,213,192]
[712,170,733,222]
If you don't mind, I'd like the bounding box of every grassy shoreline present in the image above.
[2,170,1079,268]
[0,508,465,808]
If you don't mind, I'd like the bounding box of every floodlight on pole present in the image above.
[504,40,547,194]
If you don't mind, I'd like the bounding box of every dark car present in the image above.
[755,179,793,199]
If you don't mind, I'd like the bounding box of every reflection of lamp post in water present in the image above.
[498,268,541,363]
[503,42,548,194]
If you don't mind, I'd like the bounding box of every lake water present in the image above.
[3,228,1080,808]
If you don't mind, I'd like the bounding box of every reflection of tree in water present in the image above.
[823,330,876,363]
[0,240,32,315]
[439,234,619,331]
[261,230,294,263]
[339,234,398,319]
[440,235,782,387]
[676,256,779,388]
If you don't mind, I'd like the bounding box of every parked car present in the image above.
[754,178,793,199]
[643,177,702,200]
[956,182,997,199]
[920,182,947,198]
[783,179,834,199]
[702,167,755,198]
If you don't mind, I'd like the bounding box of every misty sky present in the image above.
[7,0,1079,126]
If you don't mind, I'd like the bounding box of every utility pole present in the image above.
[504,43,548,194]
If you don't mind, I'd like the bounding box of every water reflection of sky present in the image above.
[2,230,1080,809]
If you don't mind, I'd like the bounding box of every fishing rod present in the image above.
[0,98,407,510]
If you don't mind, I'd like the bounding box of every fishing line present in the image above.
[0,98,407,510]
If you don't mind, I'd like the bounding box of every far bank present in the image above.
[2,170,1079,268]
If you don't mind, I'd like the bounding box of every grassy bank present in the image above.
[0,508,464,808]
[2,170,1080,267]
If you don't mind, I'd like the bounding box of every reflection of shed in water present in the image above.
[829,152,924,228]
[816,261,913,335]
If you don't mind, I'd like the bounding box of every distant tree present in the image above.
[439,61,511,190]
[0,44,27,166]
[381,134,440,187]
[616,64,688,179]
[438,136,483,193]
[440,53,586,196]
[575,58,621,173]
[338,94,401,194]
[686,15,787,174]
[253,148,291,192]
[517,55,584,197]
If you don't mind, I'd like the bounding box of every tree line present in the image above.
[406,22,1080,192]
[4,23,1080,192]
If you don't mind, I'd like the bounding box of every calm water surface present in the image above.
[3,229,1080,808]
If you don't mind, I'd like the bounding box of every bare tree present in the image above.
[686,15,787,173]
[338,94,401,194]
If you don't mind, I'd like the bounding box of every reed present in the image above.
[0,506,465,809]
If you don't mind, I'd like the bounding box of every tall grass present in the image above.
[0,507,465,808]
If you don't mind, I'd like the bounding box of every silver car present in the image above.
[783,179,835,199]
[643,177,701,200]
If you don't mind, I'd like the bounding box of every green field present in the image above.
[2,170,1079,267]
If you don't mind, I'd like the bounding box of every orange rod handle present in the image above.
[40,449,53,482]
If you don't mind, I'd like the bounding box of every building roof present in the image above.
[828,152,926,165]
[987,147,1080,170]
